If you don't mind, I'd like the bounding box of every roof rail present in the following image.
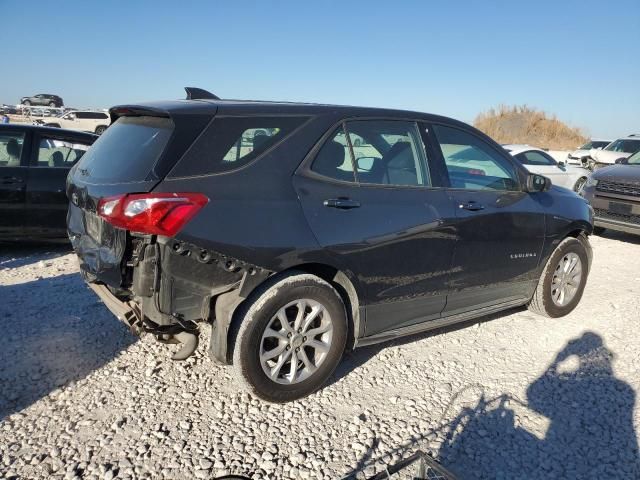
[184,87,220,101]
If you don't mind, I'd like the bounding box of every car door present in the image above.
[515,150,572,189]
[25,131,93,237]
[294,119,457,337]
[428,124,546,316]
[0,128,30,238]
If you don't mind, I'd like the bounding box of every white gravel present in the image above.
[1,232,639,479]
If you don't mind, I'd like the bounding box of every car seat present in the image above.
[48,151,65,167]
[6,138,21,166]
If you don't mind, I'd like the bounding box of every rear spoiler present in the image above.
[109,87,220,123]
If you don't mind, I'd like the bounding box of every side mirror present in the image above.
[356,156,376,171]
[557,160,566,167]
[614,157,628,165]
[527,173,552,192]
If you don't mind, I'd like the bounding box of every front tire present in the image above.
[48,102,56,107]
[593,226,606,235]
[232,272,347,402]
[528,236,590,318]
[23,100,31,106]
[573,176,587,192]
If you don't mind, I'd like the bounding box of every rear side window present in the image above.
[74,116,173,182]
[170,116,306,177]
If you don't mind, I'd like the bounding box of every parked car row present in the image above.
[565,135,640,169]
[33,110,111,135]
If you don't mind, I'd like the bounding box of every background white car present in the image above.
[503,144,589,191]
[566,139,611,165]
[589,134,640,165]
[39,110,111,135]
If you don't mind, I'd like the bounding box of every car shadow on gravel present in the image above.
[596,229,640,245]
[0,273,136,420]
[329,308,525,389]
[436,331,640,479]
[344,331,640,479]
[0,243,72,269]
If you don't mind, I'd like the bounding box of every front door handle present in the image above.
[324,198,361,209]
[459,201,484,211]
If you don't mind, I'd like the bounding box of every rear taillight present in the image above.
[97,193,208,236]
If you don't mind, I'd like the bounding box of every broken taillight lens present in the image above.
[97,193,209,236]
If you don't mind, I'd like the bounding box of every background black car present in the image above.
[20,94,64,108]
[67,91,593,402]
[0,124,96,239]
[581,150,640,236]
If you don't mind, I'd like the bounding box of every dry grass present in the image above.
[474,105,587,150]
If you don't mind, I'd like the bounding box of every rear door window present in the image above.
[310,128,355,182]
[345,120,430,187]
[74,116,173,182]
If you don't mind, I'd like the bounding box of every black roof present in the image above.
[0,123,98,140]
[109,98,467,129]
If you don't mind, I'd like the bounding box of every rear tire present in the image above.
[231,272,347,402]
[593,226,606,235]
[48,102,56,107]
[528,236,590,318]
[95,125,107,135]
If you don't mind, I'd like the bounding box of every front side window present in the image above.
[517,151,556,166]
[36,137,91,167]
[0,132,25,167]
[433,124,519,191]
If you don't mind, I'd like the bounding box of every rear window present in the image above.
[74,116,173,182]
[169,116,306,177]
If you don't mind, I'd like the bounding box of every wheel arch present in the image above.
[210,262,363,365]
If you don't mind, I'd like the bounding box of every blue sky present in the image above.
[3,0,639,138]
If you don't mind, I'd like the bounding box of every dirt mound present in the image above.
[474,105,586,150]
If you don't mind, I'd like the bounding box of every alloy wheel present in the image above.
[259,299,333,384]
[550,252,583,306]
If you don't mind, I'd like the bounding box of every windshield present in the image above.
[580,141,609,150]
[604,139,640,153]
[74,115,173,182]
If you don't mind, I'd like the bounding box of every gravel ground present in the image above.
[1,232,639,480]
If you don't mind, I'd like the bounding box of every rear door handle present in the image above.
[324,198,361,209]
[1,176,23,184]
[459,201,484,211]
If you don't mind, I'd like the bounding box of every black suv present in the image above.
[20,93,64,108]
[67,89,593,402]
